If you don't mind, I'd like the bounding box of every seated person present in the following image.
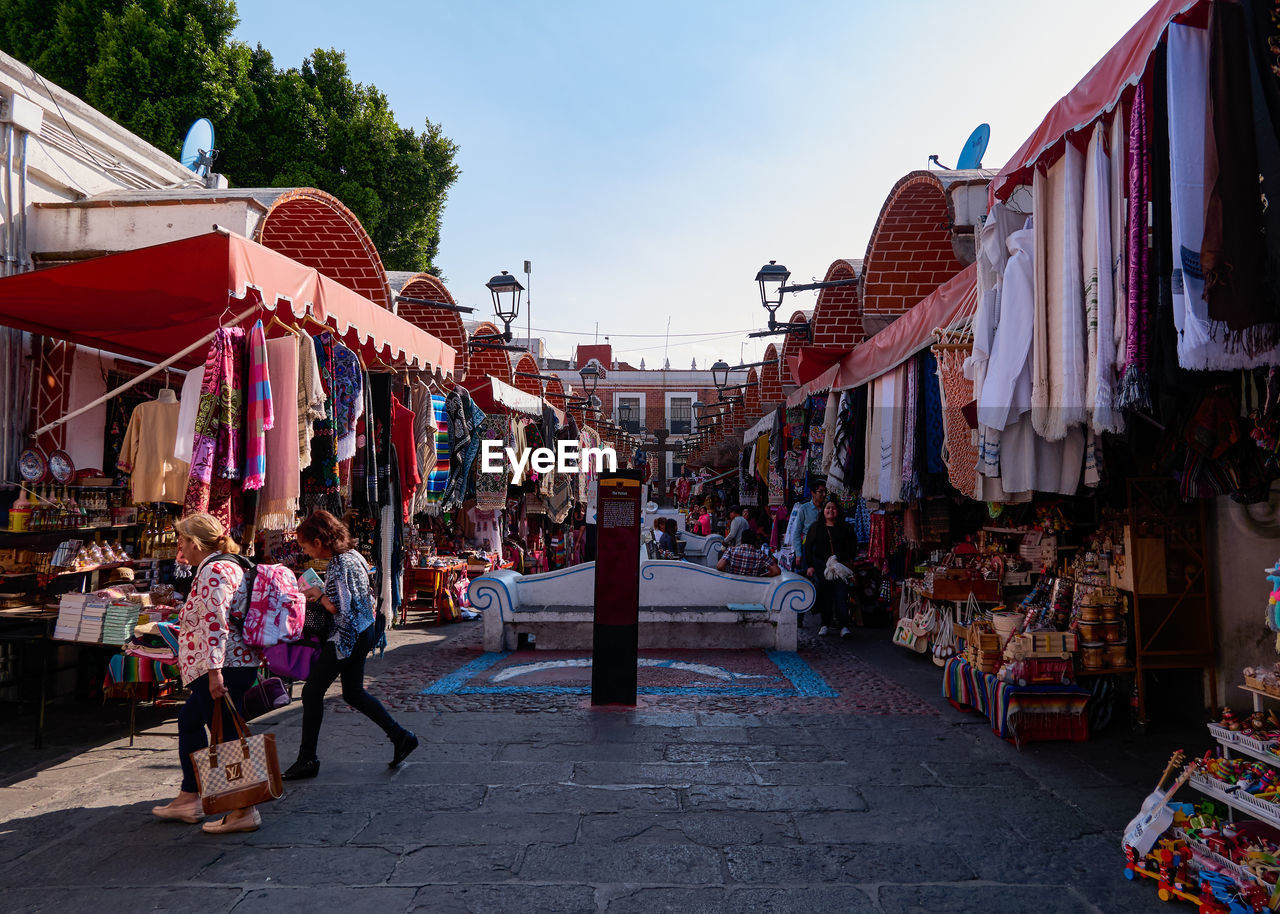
[716,531,780,577]
[657,518,679,559]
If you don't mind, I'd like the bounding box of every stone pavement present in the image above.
[0,619,1199,913]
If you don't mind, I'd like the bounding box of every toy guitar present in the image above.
[1123,759,1197,857]
[1128,750,1186,821]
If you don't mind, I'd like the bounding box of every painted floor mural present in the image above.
[422,649,837,698]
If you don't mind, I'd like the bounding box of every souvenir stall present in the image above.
[0,229,456,739]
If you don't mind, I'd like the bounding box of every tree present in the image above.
[0,0,459,274]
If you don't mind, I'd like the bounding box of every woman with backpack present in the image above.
[152,513,263,833]
[284,509,417,779]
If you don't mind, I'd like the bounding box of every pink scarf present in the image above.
[242,320,274,491]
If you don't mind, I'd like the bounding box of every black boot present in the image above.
[389,731,418,768]
[283,757,320,780]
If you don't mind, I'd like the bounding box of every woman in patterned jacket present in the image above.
[284,510,417,780]
[151,513,263,834]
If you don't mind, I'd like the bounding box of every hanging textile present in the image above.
[820,393,840,473]
[441,386,486,512]
[300,332,341,516]
[876,368,904,504]
[1201,0,1280,346]
[806,394,827,479]
[922,355,945,476]
[900,356,919,503]
[410,380,436,517]
[256,336,301,531]
[474,414,510,511]
[119,398,188,505]
[296,330,325,471]
[1169,22,1280,369]
[183,326,245,530]
[173,364,204,465]
[1032,142,1087,441]
[827,391,853,498]
[933,343,977,499]
[242,320,273,491]
[391,395,420,522]
[754,432,770,483]
[330,343,364,463]
[1118,80,1153,410]
[1082,122,1124,436]
[861,380,881,502]
[356,369,379,514]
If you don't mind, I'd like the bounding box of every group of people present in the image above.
[150,510,417,834]
[716,483,863,638]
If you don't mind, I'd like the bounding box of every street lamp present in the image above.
[578,362,600,398]
[486,270,524,342]
[755,260,791,329]
[711,360,730,393]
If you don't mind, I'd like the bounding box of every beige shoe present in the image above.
[201,808,261,834]
[151,800,205,824]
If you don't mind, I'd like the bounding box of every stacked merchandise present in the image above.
[54,593,87,640]
[76,598,107,643]
[100,602,140,646]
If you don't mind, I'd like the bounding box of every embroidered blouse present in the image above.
[177,556,258,686]
[325,549,375,659]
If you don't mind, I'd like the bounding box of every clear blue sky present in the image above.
[233,0,1156,367]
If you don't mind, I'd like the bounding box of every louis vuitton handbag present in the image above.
[191,695,284,814]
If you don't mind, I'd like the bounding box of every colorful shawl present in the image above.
[424,394,450,514]
[325,549,375,660]
[330,342,364,462]
[242,320,274,491]
[410,380,436,516]
[257,336,300,530]
[300,332,340,515]
[442,387,486,511]
[901,355,919,502]
[183,326,245,525]
[474,414,510,511]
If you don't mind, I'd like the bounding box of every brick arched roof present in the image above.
[545,377,566,412]
[395,273,468,380]
[779,310,809,366]
[760,344,784,408]
[743,367,761,421]
[860,172,966,334]
[811,259,862,348]
[256,188,390,309]
[469,321,514,383]
[512,353,541,398]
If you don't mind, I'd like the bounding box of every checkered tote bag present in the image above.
[190,696,284,814]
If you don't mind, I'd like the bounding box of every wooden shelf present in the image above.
[0,523,139,537]
[1077,666,1136,675]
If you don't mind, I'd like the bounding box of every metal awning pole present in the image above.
[31,299,261,438]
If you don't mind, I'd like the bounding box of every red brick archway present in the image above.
[469,321,514,383]
[759,344,784,409]
[255,188,390,309]
[395,273,468,380]
[512,353,541,398]
[810,259,862,348]
[860,172,966,334]
[779,311,809,370]
[545,377,566,412]
[743,367,761,425]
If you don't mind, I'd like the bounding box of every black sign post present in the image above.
[591,470,643,705]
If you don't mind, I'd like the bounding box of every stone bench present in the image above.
[469,559,814,652]
[675,530,725,568]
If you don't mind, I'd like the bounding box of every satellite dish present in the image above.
[956,123,990,170]
[179,118,216,175]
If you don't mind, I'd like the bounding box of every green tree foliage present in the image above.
[0,0,459,274]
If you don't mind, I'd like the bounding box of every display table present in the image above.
[942,655,1090,746]
[400,559,468,625]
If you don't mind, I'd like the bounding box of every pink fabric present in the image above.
[241,564,306,649]
[243,319,274,490]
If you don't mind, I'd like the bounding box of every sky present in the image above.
[233,0,1157,369]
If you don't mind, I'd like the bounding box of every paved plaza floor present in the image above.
[0,619,1198,912]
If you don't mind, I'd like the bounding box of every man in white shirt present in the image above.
[786,482,827,560]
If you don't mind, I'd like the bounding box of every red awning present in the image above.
[990,0,1206,203]
[0,230,456,374]
[462,374,564,422]
[785,346,850,388]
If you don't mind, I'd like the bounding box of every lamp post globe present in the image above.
[485,270,524,342]
[755,260,790,329]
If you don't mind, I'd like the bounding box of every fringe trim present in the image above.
[1115,365,1151,411]
[256,500,299,532]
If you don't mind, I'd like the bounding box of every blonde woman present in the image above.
[150,513,263,834]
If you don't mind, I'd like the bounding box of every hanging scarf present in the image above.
[922,355,945,476]
[820,393,840,473]
[1083,122,1123,435]
[441,387,486,511]
[423,394,450,515]
[1118,79,1154,410]
[183,326,245,526]
[300,332,341,515]
[296,330,326,471]
[242,320,273,491]
[474,414,510,510]
[256,336,300,531]
[1032,143,1087,441]
[330,342,364,462]
[410,381,436,517]
[1201,0,1280,348]
[901,356,919,502]
[934,343,977,498]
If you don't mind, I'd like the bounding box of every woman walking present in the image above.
[285,509,417,779]
[803,499,857,638]
[152,513,262,834]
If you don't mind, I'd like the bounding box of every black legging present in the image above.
[297,624,405,761]
[815,578,851,628]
